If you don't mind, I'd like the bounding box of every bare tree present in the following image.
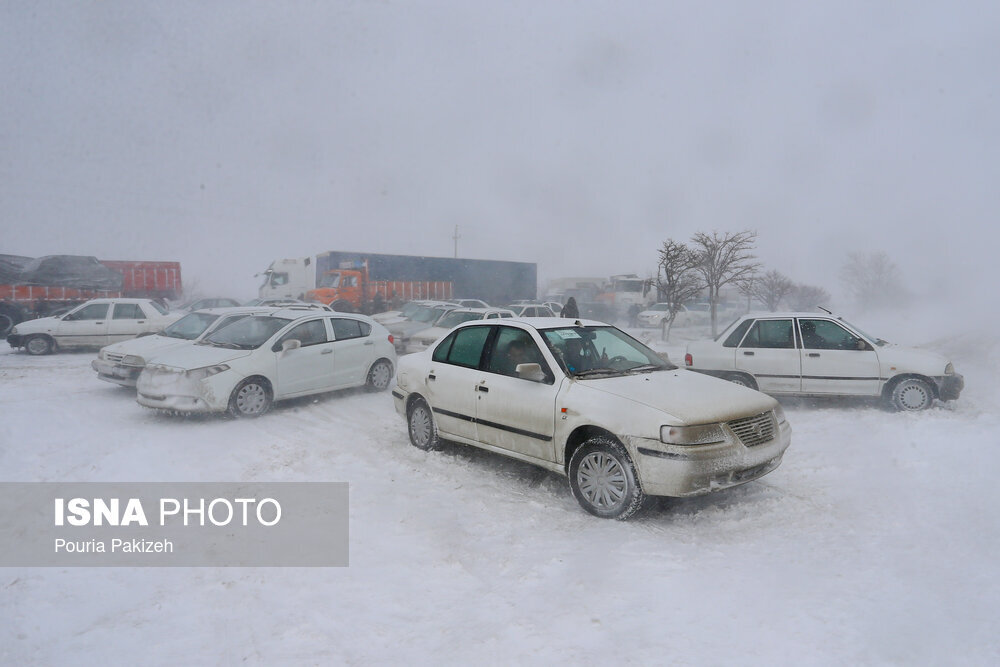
[839,251,908,310]
[690,230,760,335]
[749,270,795,312]
[788,283,831,311]
[655,240,703,341]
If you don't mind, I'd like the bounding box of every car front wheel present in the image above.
[25,335,54,356]
[407,398,441,450]
[891,378,933,411]
[569,436,644,520]
[227,377,272,418]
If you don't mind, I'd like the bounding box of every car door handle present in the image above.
[807,353,820,357]
[137,320,145,324]
[427,374,436,381]
[743,351,754,356]
[364,340,373,345]
[95,321,104,325]
[476,385,489,393]
[321,348,332,355]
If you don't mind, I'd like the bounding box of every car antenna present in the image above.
[817,306,832,314]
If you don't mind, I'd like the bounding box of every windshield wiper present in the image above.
[572,368,625,378]
[627,364,669,373]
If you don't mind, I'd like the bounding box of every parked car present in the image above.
[7,298,179,355]
[407,307,515,353]
[92,306,282,387]
[371,300,429,325]
[684,312,964,411]
[542,301,563,315]
[392,318,791,520]
[450,299,490,309]
[504,304,556,318]
[242,298,332,310]
[386,302,458,352]
[174,297,242,312]
[637,303,693,328]
[136,309,396,417]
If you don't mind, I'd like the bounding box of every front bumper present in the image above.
[91,358,143,387]
[135,367,230,413]
[630,418,792,497]
[933,373,964,402]
[7,334,23,348]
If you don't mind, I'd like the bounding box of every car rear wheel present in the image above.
[227,377,272,418]
[366,359,393,392]
[891,378,933,411]
[407,398,441,450]
[25,335,54,356]
[726,372,757,390]
[569,436,644,520]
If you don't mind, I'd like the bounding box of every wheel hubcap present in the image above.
[410,407,431,446]
[371,363,391,389]
[577,452,627,509]
[899,384,929,410]
[236,384,267,415]
[27,338,48,354]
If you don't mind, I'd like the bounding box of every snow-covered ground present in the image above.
[2,318,999,665]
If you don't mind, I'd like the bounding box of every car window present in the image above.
[723,319,754,347]
[278,319,328,347]
[799,319,864,350]
[434,326,490,368]
[206,316,292,349]
[162,312,220,340]
[741,319,794,349]
[148,301,170,315]
[64,303,110,321]
[112,303,144,320]
[330,318,368,340]
[542,326,672,376]
[486,326,552,382]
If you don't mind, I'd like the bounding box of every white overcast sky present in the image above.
[2,1,997,303]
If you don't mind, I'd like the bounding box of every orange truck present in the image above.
[0,255,182,336]
[305,259,453,313]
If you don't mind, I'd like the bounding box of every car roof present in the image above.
[456,316,607,331]
[193,306,283,315]
[735,311,841,320]
[82,298,153,304]
[267,307,377,323]
[444,307,514,315]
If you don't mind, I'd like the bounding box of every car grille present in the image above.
[728,411,776,447]
[105,352,125,363]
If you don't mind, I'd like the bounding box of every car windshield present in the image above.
[161,312,220,340]
[413,306,447,323]
[436,311,483,329]
[399,302,423,318]
[318,272,341,288]
[203,316,292,349]
[541,325,676,378]
[149,301,169,315]
[839,318,889,346]
[650,304,670,312]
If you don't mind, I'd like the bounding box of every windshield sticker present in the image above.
[553,329,582,340]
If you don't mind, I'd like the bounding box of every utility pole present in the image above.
[452,224,461,258]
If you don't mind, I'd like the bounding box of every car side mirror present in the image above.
[516,362,546,382]
[277,339,301,353]
[856,339,870,351]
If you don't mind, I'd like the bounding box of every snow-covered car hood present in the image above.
[412,326,448,343]
[142,343,253,370]
[10,316,61,334]
[875,343,952,374]
[579,368,777,425]
[390,320,435,338]
[101,334,188,358]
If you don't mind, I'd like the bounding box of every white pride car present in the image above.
[136,309,396,417]
[7,298,178,355]
[392,318,791,520]
[92,306,283,387]
[684,312,964,411]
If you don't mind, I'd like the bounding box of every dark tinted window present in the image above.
[440,326,490,368]
[723,319,754,347]
[279,319,328,347]
[741,319,794,349]
[112,303,144,320]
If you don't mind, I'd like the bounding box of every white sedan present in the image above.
[636,303,693,328]
[406,307,515,353]
[684,312,964,411]
[392,318,791,520]
[7,298,179,355]
[92,306,281,387]
[136,309,396,417]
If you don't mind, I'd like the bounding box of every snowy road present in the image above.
[2,332,999,665]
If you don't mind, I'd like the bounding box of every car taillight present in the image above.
[684,353,692,366]
[388,334,394,344]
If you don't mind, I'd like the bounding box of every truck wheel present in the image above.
[331,300,354,313]
[568,436,644,520]
[25,335,55,356]
[0,305,23,338]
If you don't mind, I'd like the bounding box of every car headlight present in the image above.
[944,362,954,375]
[773,403,787,424]
[185,364,230,381]
[122,355,145,367]
[660,423,726,446]
[9,326,17,335]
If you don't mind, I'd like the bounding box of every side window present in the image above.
[113,303,144,320]
[432,331,456,362]
[331,318,364,340]
[278,320,328,347]
[440,326,491,369]
[799,319,863,350]
[741,319,794,349]
[486,313,498,319]
[64,304,110,321]
[723,319,754,347]
[487,327,551,381]
[270,273,289,287]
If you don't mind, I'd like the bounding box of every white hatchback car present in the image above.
[684,312,964,411]
[7,298,178,355]
[393,318,791,520]
[92,306,281,387]
[136,309,396,417]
